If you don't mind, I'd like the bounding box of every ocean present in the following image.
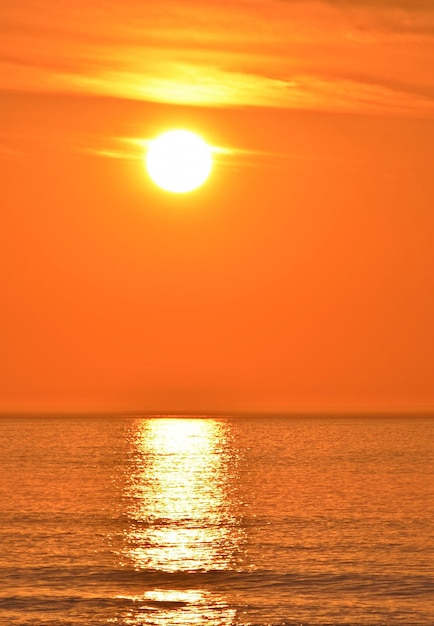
[1,414,433,625]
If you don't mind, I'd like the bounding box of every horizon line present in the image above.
[1,408,434,419]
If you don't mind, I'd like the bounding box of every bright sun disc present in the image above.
[146,130,212,193]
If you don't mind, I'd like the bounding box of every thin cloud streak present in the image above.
[0,145,25,160]
[86,137,281,164]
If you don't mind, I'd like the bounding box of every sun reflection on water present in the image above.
[120,588,236,626]
[121,418,241,624]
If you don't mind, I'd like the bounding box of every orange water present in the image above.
[1,415,433,624]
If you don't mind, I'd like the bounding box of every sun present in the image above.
[145,130,213,193]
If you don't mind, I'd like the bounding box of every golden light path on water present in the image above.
[120,418,242,625]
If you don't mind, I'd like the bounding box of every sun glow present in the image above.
[145,130,213,193]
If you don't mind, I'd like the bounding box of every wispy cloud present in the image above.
[319,0,433,10]
[1,0,434,116]
[0,144,25,160]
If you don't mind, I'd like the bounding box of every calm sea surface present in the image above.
[1,415,433,625]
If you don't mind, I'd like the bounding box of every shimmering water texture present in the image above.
[1,415,434,625]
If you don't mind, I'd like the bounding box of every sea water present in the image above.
[0,415,433,625]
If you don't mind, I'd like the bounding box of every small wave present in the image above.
[3,563,433,598]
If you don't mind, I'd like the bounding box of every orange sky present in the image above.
[1,0,434,413]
